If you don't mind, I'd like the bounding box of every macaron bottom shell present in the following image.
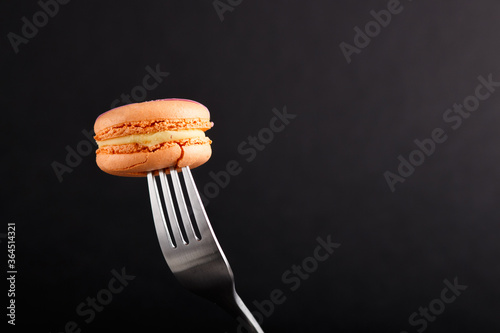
[96,140,211,177]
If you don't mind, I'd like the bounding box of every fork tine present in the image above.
[169,167,199,242]
[147,172,176,249]
[181,166,215,240]
[158,169,185,246]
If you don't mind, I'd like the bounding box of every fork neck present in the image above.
[215,289,265,333]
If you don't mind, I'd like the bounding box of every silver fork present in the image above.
[147,166,264,333]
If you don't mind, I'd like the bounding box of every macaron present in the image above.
[94,99,213,177]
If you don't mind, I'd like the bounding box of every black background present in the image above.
[3,0,500,332]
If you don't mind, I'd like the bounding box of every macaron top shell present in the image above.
[94,99,210,134]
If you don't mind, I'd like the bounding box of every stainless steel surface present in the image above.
[147,166,264,333]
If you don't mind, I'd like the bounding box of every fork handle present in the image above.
[224,292,265,333]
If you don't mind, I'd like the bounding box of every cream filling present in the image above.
[97,129,206,148]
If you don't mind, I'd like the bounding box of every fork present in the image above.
[147,166,264,333]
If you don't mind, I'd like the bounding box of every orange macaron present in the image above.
[94,99,213,177]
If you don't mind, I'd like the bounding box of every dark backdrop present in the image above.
[3,0,500,332]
